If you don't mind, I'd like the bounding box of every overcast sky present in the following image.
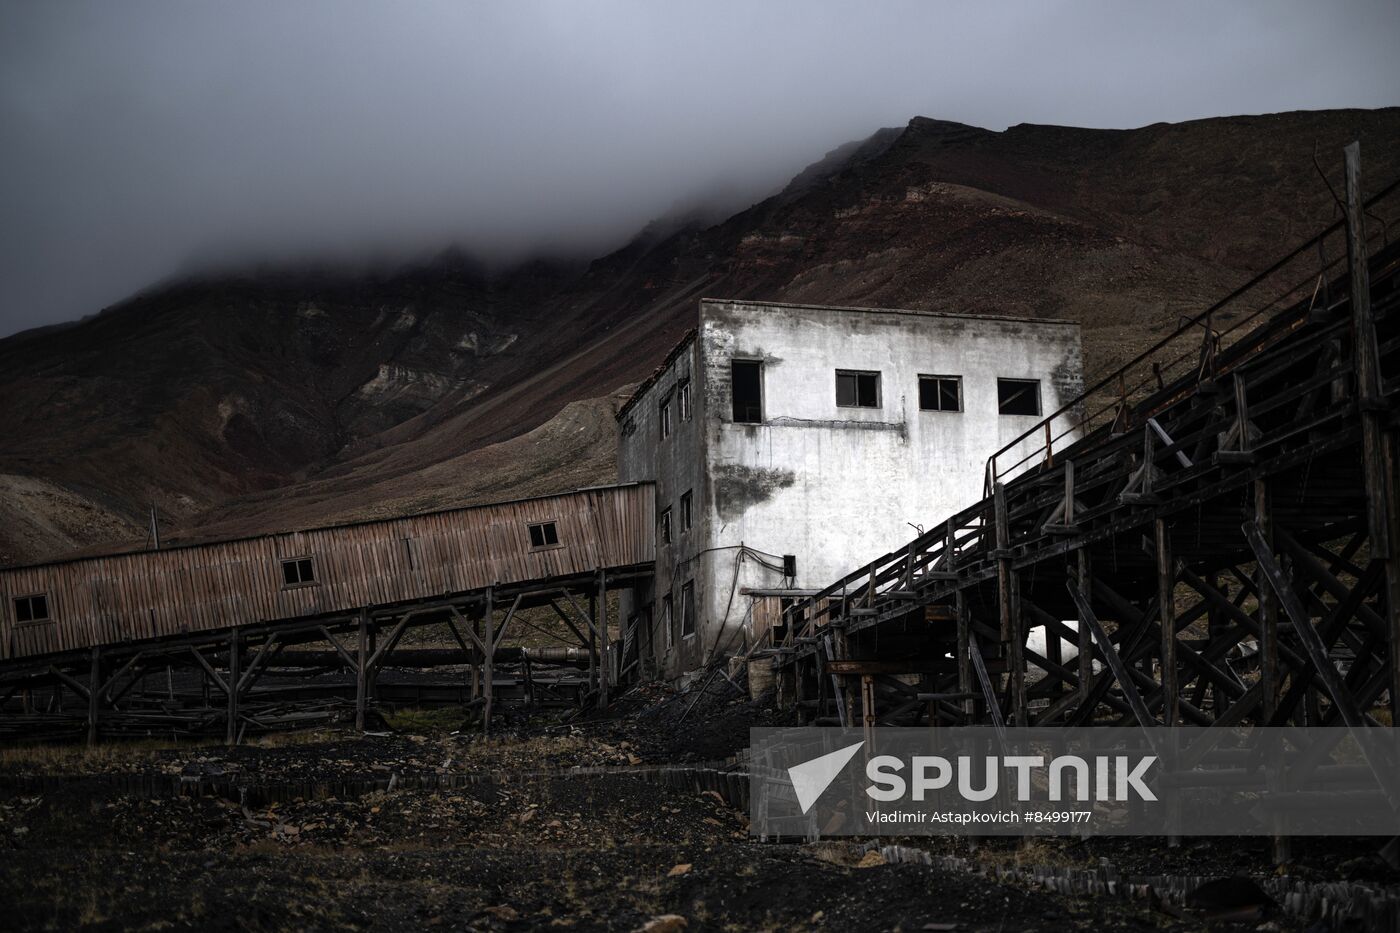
[1,1,1397,336]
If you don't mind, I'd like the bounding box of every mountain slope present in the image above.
[2,108,1397,563]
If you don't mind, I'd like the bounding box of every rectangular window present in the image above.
[660,507,672,544]
[662,593,674,647]
[528,521,560,549]
[835,369,880,408]
[918,375,962,412]
[13,593,50,623]
[997,378,1042,416]
[681,580,696,637]
[659,398,672,439]
[678,379,692,422]
[731,359,763,423]
[680,490,693,532]
[280,557,316,587]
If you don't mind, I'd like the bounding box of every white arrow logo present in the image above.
[788,740,865,814]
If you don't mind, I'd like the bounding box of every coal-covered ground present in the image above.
[0,679,1385,931]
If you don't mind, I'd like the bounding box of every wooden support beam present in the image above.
[187,646,227,695]
[1343,141,1400,725]
[483,586,495,732]
[355,609,369,732]
[86,647,100,747]
[968,633,1007,743]
[1255,481,1282,725]
[1067,582,1156,728]
[956,590,973,722]
[226,627,240,745]
[1156,520,1179,727]
[598,568,610,707]
[1243,520,1366,728]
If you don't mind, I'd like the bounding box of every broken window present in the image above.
[659,397,672,439]
[731,359,763,423]
[997,378,1041,416]
[678,379,692,422]
[280,557,316,587]
[13,593,50,623]
[835,370,880,408]
[660,507,672,544]
[662,593,674,647]
[680,490,693,532]
[528,521,560,549]
[681,580,696,637]
[918,375,962,412]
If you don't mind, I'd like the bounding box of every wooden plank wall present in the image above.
[0,484,655,662]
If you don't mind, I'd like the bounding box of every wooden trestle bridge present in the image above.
[771,146,1400,763]
[0,484,654,743]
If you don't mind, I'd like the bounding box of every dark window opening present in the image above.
[731,359,763,423]
[660,507,673,544]
[659,398,672,439]
[678,379,692,421]
[528,521,560,549]
[836,370,880,408]
[919,375,962,412]
[680,490,693,532]
[681,580,696,637]
[997,378,1041,416]
[280,557,316,586]
[13,593,50,623]
[662,594,674,646]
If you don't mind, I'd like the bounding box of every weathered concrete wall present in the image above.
[617,335,713,677]
[696,300,1082,668]
[620,300,1082,680]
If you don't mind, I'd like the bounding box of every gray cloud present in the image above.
[2,0,1397,335]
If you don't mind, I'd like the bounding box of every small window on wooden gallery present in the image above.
[997,378,1041,416]
[919,374,962,412]
[680,490,693,532]
[280,557,316,587]
[678,379,692,422]
[528,521,560,549]
[660,507,673,544]
[659,397,673,439]
[836,369,881,408]
[680,580,696,637]
[13,593,51,624]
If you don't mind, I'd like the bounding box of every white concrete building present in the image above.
[617,299,1082,680]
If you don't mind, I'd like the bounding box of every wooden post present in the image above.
[482,587,494,733]
[1253,479,1288,863]
[1156,519,1179,727]
[355,609,369,731]
[992,483,1026,724]
[587,589,598,693]
[87,648,100,747]
[1076,549,1093,708]
[1255,481,1280,721]
[1343,141,1400,723]
[956,590,973,722]
[861,674,876,746]
[226,627,240,746]
[598,569,610,708]
[471,617,482,701]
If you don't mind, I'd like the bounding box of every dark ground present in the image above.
[1,681,1393,931]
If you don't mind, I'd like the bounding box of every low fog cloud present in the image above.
[1,0,1397,335]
